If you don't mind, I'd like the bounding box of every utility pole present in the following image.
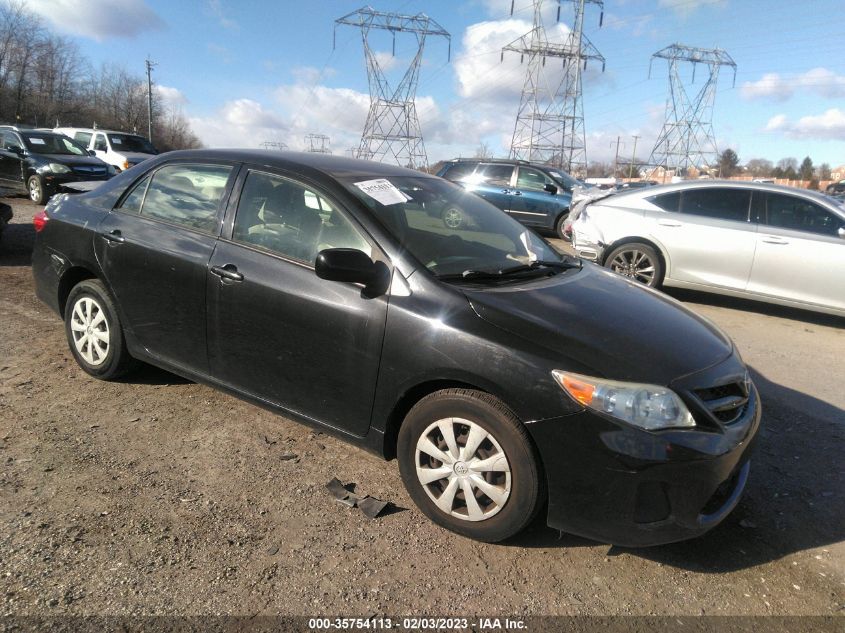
[335,7,450,170]
[611,135,622,177]
[145,57,157,143]
[502,0,605,174]
[628,135,640,180]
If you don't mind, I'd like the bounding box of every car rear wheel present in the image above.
[605,242,663,288]
[64,279,136,380]
[397,389,543,542]
[28,176,48,205]
[554,212,570,241]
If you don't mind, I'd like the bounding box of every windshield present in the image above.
[108,134,157,154]
[23,133,88,155]
[341,175,569,280]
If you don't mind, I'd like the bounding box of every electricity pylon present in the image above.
[335,7,450,170]
[260,141,288,150]
[502,0,604,175]
[646,44,737,176]
[305,133,332,154]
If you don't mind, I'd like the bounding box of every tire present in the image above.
[397,388,543,542]
[554,211,570,241]
[604,242,664,288]
[442,206,464,229]
[64,279,136,380]
[28,175,48,205]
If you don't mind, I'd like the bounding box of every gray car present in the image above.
[571,180,845,317]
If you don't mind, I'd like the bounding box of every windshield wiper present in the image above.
[436,258,581,283]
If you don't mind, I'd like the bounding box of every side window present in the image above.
[650,191,681,212]
[680,188,751,222]
[232,171,370,264]
[441,162,476,181]
[117,174,151,214]
[766,193,843,237]
[2,131,22,151]
[140,164,232,233]
[74,132,93,147]
[516,167,554,191]
[476,163,513,187]
[94,134,107,151]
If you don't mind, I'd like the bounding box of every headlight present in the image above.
[552,370,695,430]
[122,160,130,170]
[45,163,71,174]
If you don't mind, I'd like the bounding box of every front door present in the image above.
[207,168,389,436]
[96,161,236,374]
[0,131,25,187]
[747,191,845,311]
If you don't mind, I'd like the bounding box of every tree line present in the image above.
[0,1,201,151]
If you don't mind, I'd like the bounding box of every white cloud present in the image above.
[206,0,238,30]
[742,67,845,102]
[764,109,845,141]
[156,85,187,108]
[374,51,402,73]
[28,0,164,40]
[189,99,290,148]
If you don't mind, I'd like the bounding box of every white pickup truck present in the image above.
[54,127,158,173]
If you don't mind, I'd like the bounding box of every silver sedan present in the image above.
[571,180,845,317]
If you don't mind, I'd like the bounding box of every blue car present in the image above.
[436,159,579,238]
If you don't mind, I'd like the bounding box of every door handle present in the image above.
[761,236,788,245]
[210,264,244,282]
[500,189,511,194]
[512,191,522,196]
[657,220,682,227]
[100,229,125,243]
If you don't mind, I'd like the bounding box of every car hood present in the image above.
[462,264,734,386]
[113,152,154,162]
[40,153,107,167]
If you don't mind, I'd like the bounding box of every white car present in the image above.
[54,127,157,173]
[571,180,845,317]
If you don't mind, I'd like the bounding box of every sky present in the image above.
[26,0,845,169]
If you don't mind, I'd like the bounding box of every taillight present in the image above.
[33,210,49,232]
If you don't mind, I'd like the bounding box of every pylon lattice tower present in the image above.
[260,141,288,150]
[305,133,332,154]
[335,7,450,170]
[502,0,604,174]
[646,44,737,175]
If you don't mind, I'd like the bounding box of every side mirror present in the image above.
[9,146,24,155]
[838,227,845,239]
[88,150,96,156]
[544,183,558,195]
[315,248,389,293]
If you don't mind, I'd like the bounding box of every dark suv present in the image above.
[436,159,579,238]
[0,126,113,204]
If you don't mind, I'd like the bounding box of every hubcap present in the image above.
[29,180,40,201]
[70,297,110,366]
[443,208,462,229]
[415,417,511,522]
[610,249,656,285]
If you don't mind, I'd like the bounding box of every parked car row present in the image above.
[571,180,845,317]
[0,125,157,204]
[32,150,760,546]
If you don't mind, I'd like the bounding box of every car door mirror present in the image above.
[8,145,24,155]
[838,227,845,239]
[315,248,389,293]
[88,150,96,156]
[544,183,558,195]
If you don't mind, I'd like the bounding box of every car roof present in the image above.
[55,127,143,136]
[159,149,435,181]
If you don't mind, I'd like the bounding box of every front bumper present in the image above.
[39,172,110,193]
[571,230,605,262]
[527,364,761,547]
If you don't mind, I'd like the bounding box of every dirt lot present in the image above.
[1,195,843,619]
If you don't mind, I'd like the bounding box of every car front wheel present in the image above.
[398,389,543,542]
[605,242,664,288]
[64,279,136,380]
[28,175,49,204]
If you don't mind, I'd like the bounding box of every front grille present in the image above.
[72,165,107,176]
[694,379,750,425]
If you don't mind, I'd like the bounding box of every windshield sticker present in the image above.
[353,179,410,206]
[111,138,122,144]
[29,137,46,145]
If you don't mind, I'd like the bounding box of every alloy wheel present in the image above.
[415,417,511,522]
[28,178,41,203]
[610,249,656,285]
[70,296,110,366]
[442,208,463,229]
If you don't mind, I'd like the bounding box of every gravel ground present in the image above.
[0,195,843,619]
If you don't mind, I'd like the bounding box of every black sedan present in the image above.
[32,150,760,545]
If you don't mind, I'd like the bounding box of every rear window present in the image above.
[680,188,751,222]
[650,191,681,212]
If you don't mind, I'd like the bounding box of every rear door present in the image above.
[96,161,236,374]
[646,187,758,290]
[464,163,515,213]
[206,168,389,436]
[747,191,845,311]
